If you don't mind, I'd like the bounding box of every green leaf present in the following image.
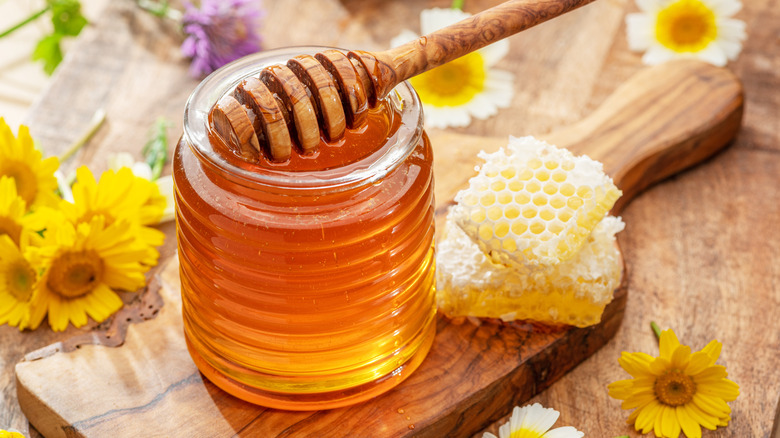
[143,117,171,180]
[32,33,64,75]
[48,0,87,36]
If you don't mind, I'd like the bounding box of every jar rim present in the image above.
[182,46,423,192]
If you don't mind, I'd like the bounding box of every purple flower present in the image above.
[181,0,264,77]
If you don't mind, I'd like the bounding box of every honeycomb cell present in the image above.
[487,206,503,221]
[451,136,622,269]
[491,181,506,191]
[550,196,566,209]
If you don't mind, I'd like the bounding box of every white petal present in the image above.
[154,175,175,224]
[641,44,676,65]
[707,0,742,16]
[419,7,471,34]
[423,104,471,129]
[390,29,419,48]
[716,39,743,60]
[542,426,585,438]
[695,43,729,66]
[479,39,510,66]
[625,14,656,51]
[107,152,136,171]
[636,0,663,13]
[519,403,560,433]
[716,17,748,41]
[482,433,498,438]
[497,421,512,438]
[131,162,153,181]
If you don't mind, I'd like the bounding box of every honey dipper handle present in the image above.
[349,0,597,99]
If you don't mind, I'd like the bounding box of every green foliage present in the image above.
[50,0,88,36]
[32,33,64,75]
[0,0,88,75]
[143,118,171,180]
[35,0,88,74]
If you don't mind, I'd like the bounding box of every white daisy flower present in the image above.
[482,403,584,438]
[390,8,514,129]
[625,0,747,66]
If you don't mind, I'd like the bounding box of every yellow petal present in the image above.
[670,344,691,370]
[619,351,656,377]
[692,392,731,417]
[700,339,722,362]
[683,402,718,430]
[696,378,740,401]
[607,379,634,400]
[659,329,681,359]
[649,357,672,375]
[685,351,712,375]
[622,389,656,410]
[661,404,681,438]
[693,364,728,382]
[635,400,662,433]
[676,405,702,438]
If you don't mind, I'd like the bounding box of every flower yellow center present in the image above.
[656,0,717,53]
[47,250,104,298]
[6,259,36,302]
[509,428,545,438]
[0,217,22,246]
[654,369,696,406]
[80,211,115,227]
[410,52,486,107]
[0,162,39,206]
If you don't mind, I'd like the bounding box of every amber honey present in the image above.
[174,48,436,410]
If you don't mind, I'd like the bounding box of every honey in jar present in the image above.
[173,48,436,410]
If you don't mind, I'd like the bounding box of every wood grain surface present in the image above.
[1,0,779,437]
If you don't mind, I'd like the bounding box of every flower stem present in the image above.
[451,0,464,10]
[58,108,106,162]
[0,6,51,38]
[651,321,662,340]
[136,0,182,22]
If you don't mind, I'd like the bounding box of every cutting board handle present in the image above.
[543,59,744,213]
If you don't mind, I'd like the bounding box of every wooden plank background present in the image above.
[1,0,778,436]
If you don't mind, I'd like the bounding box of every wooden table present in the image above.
[1,0,778,436]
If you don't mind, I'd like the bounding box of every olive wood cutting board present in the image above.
[14,60,742,437]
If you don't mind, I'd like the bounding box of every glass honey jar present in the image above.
[173,47,436,410]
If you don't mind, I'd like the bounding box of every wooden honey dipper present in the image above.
[210,0,598,163]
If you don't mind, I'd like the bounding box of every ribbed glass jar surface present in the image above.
[173,48,436,410]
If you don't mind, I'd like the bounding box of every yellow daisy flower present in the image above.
[0,176,50,246]
[0,429,26,438]
[608,329,740,438]
[0,234,45,330]
[0,176,30,246]
[59,166,166,265]
[0,119,60,210]
[390,8,514,129]
[626,0,747,66]
[31,215,151,331]
[483,403,584,438]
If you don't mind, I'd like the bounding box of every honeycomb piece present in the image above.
[436,212,624,327]
[451,136,621,269]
